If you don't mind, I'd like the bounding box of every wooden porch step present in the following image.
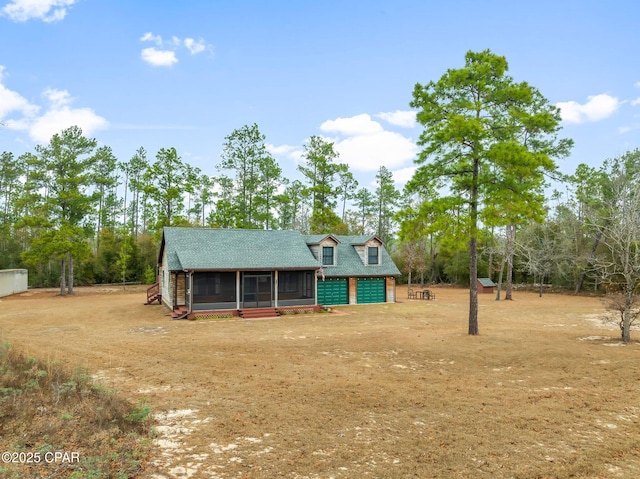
[171,305,188,319]
[239,307,280,319]
[144,282,161,305]
[145,293,161,305]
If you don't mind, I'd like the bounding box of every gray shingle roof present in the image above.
[161,227,321,271]
[305,235,401,277]
[477,277,496,287]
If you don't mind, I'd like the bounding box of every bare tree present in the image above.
[593,150,640,342]
[516,221,571,297]
[601,294,639,340]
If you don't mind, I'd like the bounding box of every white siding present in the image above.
[160,250,173,309]
[0,269,28,298]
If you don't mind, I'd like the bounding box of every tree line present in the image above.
[1,49,638,340]
[0,124,401,292]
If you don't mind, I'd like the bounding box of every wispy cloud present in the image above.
[0,67,108,144]
[266,143,303,163]
[140,32,163,46]
[319,113,417,172]
[321,114,383,136]
[391,166,417,185]
[140,32,212,67]
[0,66,40,121]
[375,110,417,128]
[141,47,178,67]
[556,94,621,124]
[184,38,207,55]
[1,0,76,22]
[28,88,108,143]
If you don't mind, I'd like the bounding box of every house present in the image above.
[305,234,401,305]
[477,277,496,294]
[153,227,400,319]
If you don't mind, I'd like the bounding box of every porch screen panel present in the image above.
[193,272,236,303]
[278,270,314,300]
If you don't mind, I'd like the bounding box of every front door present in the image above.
[242,273,273,308]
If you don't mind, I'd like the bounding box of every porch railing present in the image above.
[146,282,160,304]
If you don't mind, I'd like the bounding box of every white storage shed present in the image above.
[0,269,28,297]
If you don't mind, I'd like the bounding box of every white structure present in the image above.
[0,269,28,298]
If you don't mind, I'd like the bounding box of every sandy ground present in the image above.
[1,285,639,478]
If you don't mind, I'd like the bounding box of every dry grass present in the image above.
[0,340,155,478]
[1,285,640,478]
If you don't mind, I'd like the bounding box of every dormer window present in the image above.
[322,246,335,266]
[368,246,379,265]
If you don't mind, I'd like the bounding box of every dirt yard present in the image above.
[1,285,640,478]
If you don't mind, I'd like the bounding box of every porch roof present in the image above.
[161,227,321,271]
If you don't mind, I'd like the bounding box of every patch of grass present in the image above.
[0,341,156,478]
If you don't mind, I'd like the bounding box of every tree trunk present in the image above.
[134,190,139,238]
[623,285,632,342]
[60,257,66,296]
[469,235,479,334]
[468,157,479,335]
[539,273,544,298]
[495,255,505,301]
[68,253,74,295]
[505,224,516,300]
[123,172,128,231]
[574,228,604,294]
[96,191,103,253]
[408,271,412,290]
[488,226,494,280]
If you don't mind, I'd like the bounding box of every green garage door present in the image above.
[317,278,348,305]
[357,277,386,304]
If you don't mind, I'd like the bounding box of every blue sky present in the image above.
[1,0,639,192]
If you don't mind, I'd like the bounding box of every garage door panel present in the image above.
[317,278,348,305]
[357,277,385,304]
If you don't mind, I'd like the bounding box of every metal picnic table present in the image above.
[408,288,436,300]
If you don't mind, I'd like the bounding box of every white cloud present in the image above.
[333,130,417,172]
[1,0,76,22]
[140,32,211,66]
[184,37,207,55]
[618,124,640,134]
[319,114,417,172]
[634,81,640,88]
[631,97,640,107]
[0,69,107,144]
[266,143,303,162]
[375,110,417,128]
[0,66,40,120]
[320,114,383,136]
[27,88,108,143]
[30,106,108,144]
[556,94,621,124]
[141,47,178,67]
[42,87,71,109]
[391,166,417,185]
[140,32,163,46]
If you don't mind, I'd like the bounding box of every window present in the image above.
[322,246,334,265]
[368,247,379,265]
